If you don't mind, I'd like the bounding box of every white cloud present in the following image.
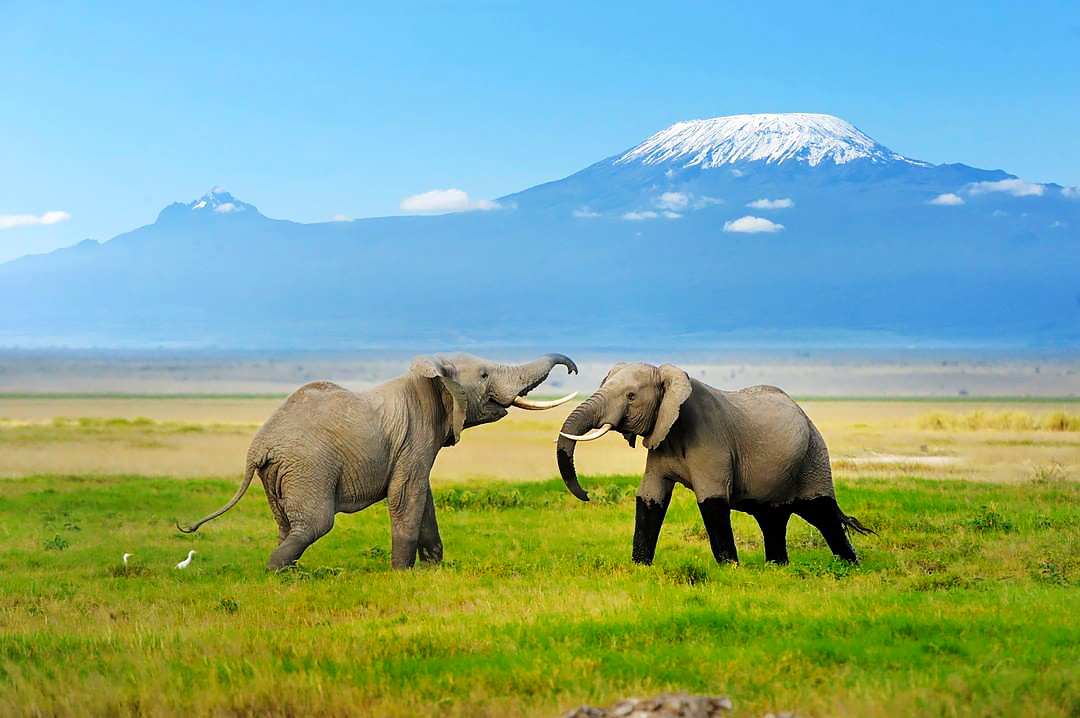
[622,211,659,221]
[1063,186,1080,199]
[747,197,794,209]
[657,192,690,211]
[723,215,784,234]
[992,210,1007,217]
[572,207,600,218]
[654,192,722,213]
[1049,220,1067,230]
[399,188,499,214]
[929,193,965,206]
[730,169,745,177]
[662,211,682,219]
[214,202,241,213]
[331,214,352,222]
[965,179,1044,197]
[664,168,675,178]
[0,210,71,230]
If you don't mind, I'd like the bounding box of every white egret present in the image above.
[175,549,196,569]
[122,553,133,565]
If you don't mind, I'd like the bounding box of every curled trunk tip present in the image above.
[556,395,604,502]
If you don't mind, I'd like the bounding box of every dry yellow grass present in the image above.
[914,408,1080,432]
[0,398,1077,484]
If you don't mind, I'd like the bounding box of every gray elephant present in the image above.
[556,362,872,566]
[178,353,578,569]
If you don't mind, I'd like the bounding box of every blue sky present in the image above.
[1,1,1078,263]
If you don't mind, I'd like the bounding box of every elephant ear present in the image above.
[410,357,467,447]
[643,364,692,450]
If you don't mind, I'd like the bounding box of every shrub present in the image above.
[969,504,1014,533]
[217,597,240,614]
[43,535,70,551]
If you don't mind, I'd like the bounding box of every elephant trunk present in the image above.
[496,353,579,405]
[556,393,605,502]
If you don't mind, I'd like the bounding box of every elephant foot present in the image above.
[418,543,443,563]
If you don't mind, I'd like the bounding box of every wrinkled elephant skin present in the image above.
[178,353,577,569]
[557,363,873,566]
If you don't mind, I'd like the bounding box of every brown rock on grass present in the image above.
[561,693,734,718]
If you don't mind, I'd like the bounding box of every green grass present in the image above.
[1,474,1078,717]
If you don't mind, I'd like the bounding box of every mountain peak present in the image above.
[155,187,261,225]
[617,112,927,168]
[189,187,251,213]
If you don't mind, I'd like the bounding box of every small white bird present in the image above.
[122,553,133,566]
[175,550,196,569]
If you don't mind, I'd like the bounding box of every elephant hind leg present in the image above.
[267,502,335,571]
[752,507,792,565]
[258,462,291,544]
[794,496,858,563]
[266,497,291,545]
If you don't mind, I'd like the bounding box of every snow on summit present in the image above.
[618,113,921,168]
[189,187,247,213]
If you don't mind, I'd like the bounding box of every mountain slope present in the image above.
[2,114,1078,349]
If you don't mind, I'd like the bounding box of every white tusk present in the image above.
[559,423,613,442]
[512,391,578,410]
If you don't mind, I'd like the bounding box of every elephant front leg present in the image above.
[698,497,738,564]
[632,475,674,565]
[416,487,443,564]
[387,472,433,570]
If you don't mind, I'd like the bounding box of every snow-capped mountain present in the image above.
[154,187,263,225]
[1,114,1077,349]
[616,113,923,168]
[187,187,252,213]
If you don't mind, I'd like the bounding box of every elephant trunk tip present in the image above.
[545,353,578,375]
[556,441,590,502]
[175,519,197,534]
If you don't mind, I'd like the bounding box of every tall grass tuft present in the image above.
[915,409,1080,432]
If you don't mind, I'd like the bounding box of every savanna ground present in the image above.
[1,394,1079,717]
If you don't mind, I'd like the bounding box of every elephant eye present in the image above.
[627,392,636,401]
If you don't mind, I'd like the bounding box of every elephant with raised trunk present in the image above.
[178,353,578,569]
[556,363,872,566]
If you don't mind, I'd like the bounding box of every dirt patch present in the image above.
[849,452,959,467]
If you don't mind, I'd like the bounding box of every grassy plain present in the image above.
[1,397,1078,717]
[1,397,1078,482]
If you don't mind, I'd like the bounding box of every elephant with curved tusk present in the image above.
[178,353,578,570]
[556,362,873,566]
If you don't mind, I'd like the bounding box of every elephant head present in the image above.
[556,362,691,501]
[411,353,579,445]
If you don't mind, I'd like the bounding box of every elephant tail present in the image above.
[841,512,877,536]
[176,455,261,533]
